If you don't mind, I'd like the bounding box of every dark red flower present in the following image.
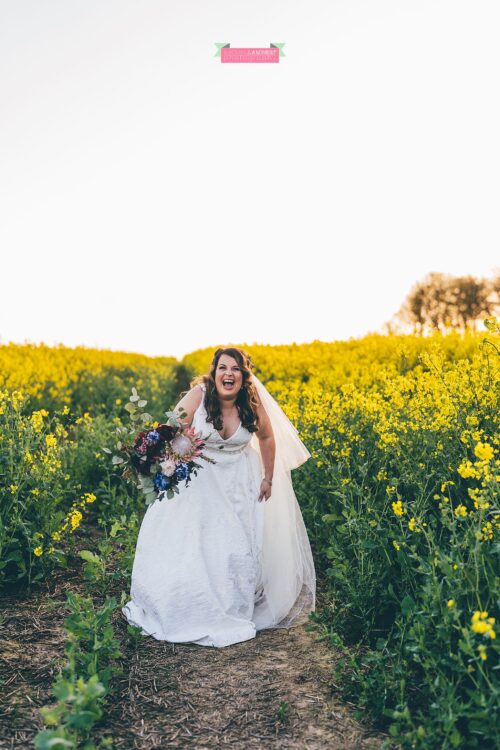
[156,423,177,441]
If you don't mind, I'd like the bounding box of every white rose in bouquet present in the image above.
[160,457,177,477]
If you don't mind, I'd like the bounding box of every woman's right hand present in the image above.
[258,479,272,502]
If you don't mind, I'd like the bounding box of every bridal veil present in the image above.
[249,373,316,629]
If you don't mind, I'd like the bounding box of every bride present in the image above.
[122,347,316,648]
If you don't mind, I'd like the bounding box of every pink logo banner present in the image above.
[214,43,285,63]
[221,47,279,64]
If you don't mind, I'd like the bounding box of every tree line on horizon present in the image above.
[385,270,500,335]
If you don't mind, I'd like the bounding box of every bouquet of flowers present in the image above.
[105,387,214,506]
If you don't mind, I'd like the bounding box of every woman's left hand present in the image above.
[258,479,272,502]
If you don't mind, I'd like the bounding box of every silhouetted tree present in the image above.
[446,276,491,331]
[391,271,498,334]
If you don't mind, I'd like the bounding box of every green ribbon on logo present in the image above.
[214,43,230,57]
[270,43,286,57]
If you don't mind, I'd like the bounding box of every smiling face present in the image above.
[214,353,243,399]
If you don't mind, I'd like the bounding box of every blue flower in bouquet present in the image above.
[147,429,161,443]
[154,472,170,491]
[175,462,190,481]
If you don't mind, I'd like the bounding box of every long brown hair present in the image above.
[190,347,260,433]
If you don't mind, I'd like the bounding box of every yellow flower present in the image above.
[31,409,49,433]
[457,460,480,480]
[454,504,468,518]
[69,510,83,530]
[477,644,487,661]
[62,405,70,415]
[51,531,61,541]
[45,433,57,448]
[408,517,421,532]
[31,488,40,496]
[471,611,496,638]
[441,481,455,493]
[115,399,122,405]
[393,541,401,551]
[34,546,43,557]
[474,442,494,462]
[391,500,405,517]
[83,492,96,503]
[447,599,455,608]
[480,522,493,541]
[9,484,18,493]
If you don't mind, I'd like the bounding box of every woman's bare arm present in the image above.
[255,398,275,500]
[173,385,203,428]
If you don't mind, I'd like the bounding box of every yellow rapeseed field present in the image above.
[1,324,498,746]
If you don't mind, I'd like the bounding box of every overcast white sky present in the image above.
[1,0,498,358]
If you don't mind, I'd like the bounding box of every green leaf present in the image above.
[458,638,473,656]
[401,594,416,616]
[109,520,125,538]
[322,513,343,523]
[34,729,75,748]
[79,550,101,565]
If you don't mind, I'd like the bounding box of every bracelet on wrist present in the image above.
[263,478,273,486]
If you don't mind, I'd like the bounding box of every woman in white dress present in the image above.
[122,347,316,648]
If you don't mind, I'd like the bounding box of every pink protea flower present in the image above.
[170,426,204,461]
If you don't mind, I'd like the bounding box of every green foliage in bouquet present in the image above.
[103,387,190,506]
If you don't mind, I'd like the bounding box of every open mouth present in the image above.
[222,379,234,390]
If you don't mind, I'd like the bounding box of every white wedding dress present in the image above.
[122,382,315,648]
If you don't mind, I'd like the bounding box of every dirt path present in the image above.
[102,610,388,749]
[1,551,389,749]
